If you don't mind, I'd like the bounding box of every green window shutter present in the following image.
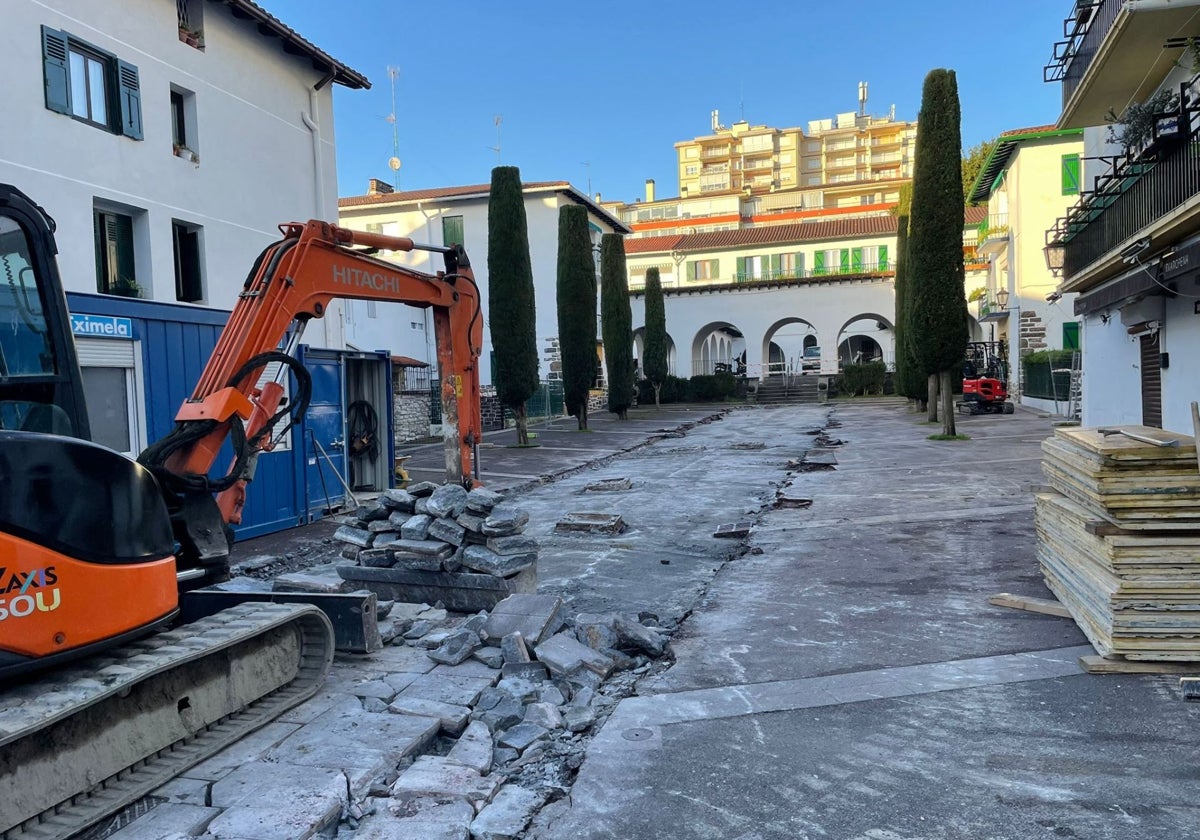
[117,60,143,140]
[41,26,70,115]
[769,254,782,280]
[840,249,851,273]
[708,259,718,279]
[878,245,889,270]
[1063,321,1080,350]
[793,252,804,277]
[736,256,747,282]
[686,260,696,280]
[115,214,135,286]
[1061,154,1080,196]
[851,248,863,271]
[814,251,826,275]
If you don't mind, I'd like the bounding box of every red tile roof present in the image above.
[391,355,428,367]
[624,235,685,254]
[999,124,1058,137]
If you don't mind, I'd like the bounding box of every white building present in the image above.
[0,0,374,536]
[337,179,631,385]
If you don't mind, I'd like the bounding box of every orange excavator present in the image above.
[0,184,482,839]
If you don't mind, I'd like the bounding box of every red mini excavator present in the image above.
[0,183,482,839]
[958,340,1015,415]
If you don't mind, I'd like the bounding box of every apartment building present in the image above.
[0,0,371,535]
[1043,0,1200,430]
[968,125,1085,412]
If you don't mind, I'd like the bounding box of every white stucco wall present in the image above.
[1,0,350,347]
[339,187,626,385]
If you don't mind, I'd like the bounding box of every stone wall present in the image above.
[481,385,504,431]
[1019,309,1047,353]
[394,392,432,444]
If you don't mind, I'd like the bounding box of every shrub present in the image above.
[839,362,887,396]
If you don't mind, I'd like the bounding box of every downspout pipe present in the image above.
[303,72,336,217]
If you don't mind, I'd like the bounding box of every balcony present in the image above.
[1050,80,1200,289]
[1045,0,1200,129]
[701,146,732,160]
[977,292,1011,322]
[977,213,1011,256]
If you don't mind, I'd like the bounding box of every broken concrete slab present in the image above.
[473,647,504,669]
[584,477,632,492]
[533,632,614,678]
[469,785,545,840]
[554,512,626,535]
[401,673,496,708]
[338,565,538,613]
[462,545,536,577]
[496,722,550,753]
[563,705,597,733]
[428,628,482,666]
[446,719,493,774]
[484,594,563,646]
[391,755,502,809]
[475,695,524,733]
[613,614,669,657]
[501,661,549,682]
[106,802,220,840]
[208,759,348,812]
[334,525,374,548]
[774,494,813,509]
[180,720,300,782]
[387,696,472,736]
[522,702,564,731]
[381,488,417,512]
[271,563,347,594]
[482,504,530,537]
[500,632,531,664]
[712,521,752,539]
[407,481,439,497]
[358,548,397,568]
[266,704,440,771]
[486,534,540,556]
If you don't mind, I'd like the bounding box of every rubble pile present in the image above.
[333,483,539,611]
[341,593,672,838]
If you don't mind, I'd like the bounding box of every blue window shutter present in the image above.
[117,60,143,140]
[42,26,70,115]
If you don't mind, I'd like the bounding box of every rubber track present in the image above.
[0,602,333,840]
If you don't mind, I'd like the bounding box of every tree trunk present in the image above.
[940,369,957,436]
[653,384,661,408]
[577,402,588,430]
[514,404,529,447]
[927,374,939,422]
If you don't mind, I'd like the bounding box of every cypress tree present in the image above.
[908,68,969,435]
[486,166,540,446]
[893,182,924,405]
[556,205,597,430]
[600,233,634,419]
[642,268,668,407]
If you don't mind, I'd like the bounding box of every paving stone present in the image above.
[415,497,431,514]
[486,535,540,556]
[574,614,620,651]
[533,632,614,678]
[421,629,455,649]
[358,548,396,568]
[537,685,566,706]
[501,661,549,682]
[429,629,482,665]
[613,613,668,656]
[462,612,489,635]
[387,696,472,735]
[271,564,346,594]
[381,537,453,558]
[367,519,399,533]
[355,793,472,840]
[462,545,535,577]
[466,487,504,513]
[209,760,347,812]
[339,565,537,613]
[476,696,524,732]
[370,642,439,674]
[408,481,439,497]
[405,619,436,640]
[500,632,531,664]
[458,512,486,533]
[105,802,218,840]
[563,705,596,733]
[383,671,421,693]
[522,702,564,731]
[563,667,603,692]
[584,477,632,492]
[340,545,360,561]
[446,719,494,774]
[392,552,445,572]
[713,521,752,538]
[430,517,468,546]
[420,606,450,622]
[469,785,544,840]
[497,676,540,702]
[180,721,299,782]
[351,679,398,702]
[356,501,391,522]
[427,483,470,518]
[381,488,417,512]
[496,722,550,754]
[481,504,530,537]
[484,595,563,645]
[392,755,502,808]
[400,513,434,540]
[470,648,504,667]
[152,776,211,806]
[362,697,389,713]
[554,512,626,535]
[431,657,502,680]
[445,546,465,572]
[492,747,519,765]
[267,704,440,771]
[401,672,494,707]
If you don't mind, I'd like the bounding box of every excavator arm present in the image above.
[138,220,483,583]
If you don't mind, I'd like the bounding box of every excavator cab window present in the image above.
[0,209,79,437]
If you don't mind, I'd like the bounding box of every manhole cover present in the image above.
[623,728,654,741]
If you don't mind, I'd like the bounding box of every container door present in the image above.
[299,346,346,518]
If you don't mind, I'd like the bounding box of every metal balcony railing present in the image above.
[1044,0,1122,107]
[978,213,1010,242]
[1053,79,1200,278]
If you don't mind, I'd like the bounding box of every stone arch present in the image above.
[632,327,677,377]
[692,321,745,376]
[762,317,817,378]
[837,313,894,368]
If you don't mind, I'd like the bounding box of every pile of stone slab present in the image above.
[334,482,538,612]
[340,593,671,838]
[1036,425,1200,661]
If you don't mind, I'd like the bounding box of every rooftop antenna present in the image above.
[386,66,402,189]
[489,115,502,163]
[858,81,868,117]
[582,161,591,198]
[740,81,744,122]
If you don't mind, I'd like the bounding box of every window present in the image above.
[1061,153,1081,195]
[366,300,377,319]
[0,215,56,377]
[172,221,203,302]
[76,337,143,456]
[42,27,142,139]
[94,210,138,297]
[442,215,464,248]
[687,259,719,281]
[170,85,197,159]
[365,222,384,234]
[177,0,205,49]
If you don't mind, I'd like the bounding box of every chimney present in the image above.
[367,178,394,196]
[594,192,602,203]
[645,179,656,203]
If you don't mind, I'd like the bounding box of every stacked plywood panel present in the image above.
[1036,425,1200,660]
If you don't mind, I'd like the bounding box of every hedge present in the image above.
[838,362,887,396]
[637,373,738,404]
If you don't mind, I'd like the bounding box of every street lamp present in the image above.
[995,287,1009,310]
[1043,229,1066,277]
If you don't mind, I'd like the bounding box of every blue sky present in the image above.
[260,0,1071,204]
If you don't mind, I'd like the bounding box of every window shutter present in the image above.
[793,252,804,277]
[851,248,863,271]
[686,260,696,280]
[814,251,826,274]
[769,254,782,279]
[736,256,747,281]
[41,26,70,115]
[840,249,851,273]
[1061,154,1080,195]
[117,60,143,140]
[878,245,889,270]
